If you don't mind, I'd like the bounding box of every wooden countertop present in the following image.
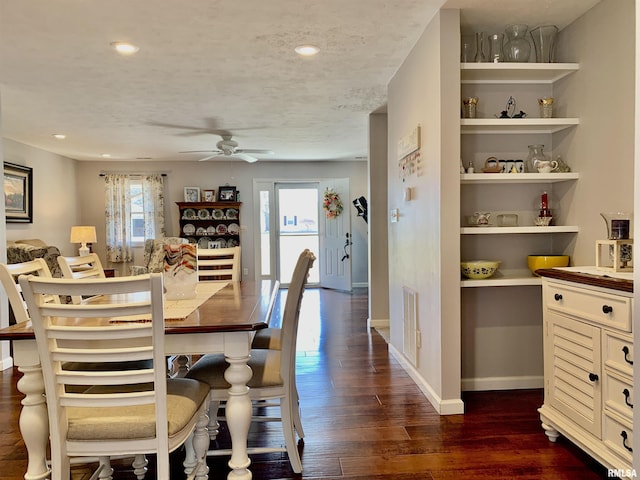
[536,268,633,293]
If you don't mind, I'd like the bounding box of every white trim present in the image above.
[368,317,389,329]
[352,282,368,288]
[461,375,544,392]
[388,342,464,415]
[0,352,14,371]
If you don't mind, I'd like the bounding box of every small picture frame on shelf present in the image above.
[218,185,237,202]
[203,189,215,202]
[184,186,200,203]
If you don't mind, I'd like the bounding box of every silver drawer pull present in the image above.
[623,388,633,409]
[621,430,633,452]
[622,346,634,365]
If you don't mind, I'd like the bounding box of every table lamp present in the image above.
[70,226,97,256]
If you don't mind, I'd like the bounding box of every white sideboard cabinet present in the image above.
[539,271,633,471]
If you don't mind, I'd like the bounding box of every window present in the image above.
[130,180,146,244]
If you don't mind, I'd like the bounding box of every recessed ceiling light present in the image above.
[101,153,112,158]
[52,134,66,140]
[294,44,320,57]
[110,42,140,55]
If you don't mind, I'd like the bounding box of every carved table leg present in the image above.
[224,333,253,480]
[17,364,50,480]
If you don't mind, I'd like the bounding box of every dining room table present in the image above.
[0,279,274,480]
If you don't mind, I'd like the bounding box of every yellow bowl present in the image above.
[527,255,569,276]
[460,260,500,279]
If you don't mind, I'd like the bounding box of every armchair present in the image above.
[130,237,187,275]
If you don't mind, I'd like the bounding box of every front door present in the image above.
[318,178,351,291]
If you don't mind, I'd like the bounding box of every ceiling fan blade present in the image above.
[180,149,222,154]
[232,153,259,163]
[197,154,223,162]
[235,148,274,155]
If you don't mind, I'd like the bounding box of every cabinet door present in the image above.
[546,312,602,438]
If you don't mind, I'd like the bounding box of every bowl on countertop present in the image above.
[460,260,500,279]
[527,255,569,276]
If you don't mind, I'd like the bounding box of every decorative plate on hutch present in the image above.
[225,208,238,220]
[182,209,196,220]
[182,223,195,235]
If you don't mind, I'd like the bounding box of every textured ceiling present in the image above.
[0,0,599,163]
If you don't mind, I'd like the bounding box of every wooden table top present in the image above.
[0,280,273,341]
[536,268,633,293]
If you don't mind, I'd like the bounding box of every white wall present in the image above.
[3,139,79,253]
[75,159,369,284]
[387,9,463,414]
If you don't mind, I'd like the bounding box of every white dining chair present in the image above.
[186,249,315,473]
[57,253,106,304]
[196,246,240,282]
[19,273,210,480]
[0,258,60,324]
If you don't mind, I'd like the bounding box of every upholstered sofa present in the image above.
[6,239,63,277]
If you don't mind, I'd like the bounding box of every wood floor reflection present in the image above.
[0,287,608,479]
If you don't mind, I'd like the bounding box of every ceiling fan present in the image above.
[180,135,273,163]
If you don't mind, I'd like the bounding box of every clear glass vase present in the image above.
[526,144,548,173]
[530,25,559,63]
[474,32,486,62]
[504,24,531,62]
[488,33,504,63]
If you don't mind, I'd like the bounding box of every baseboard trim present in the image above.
[461,375,544,392]
[368,317,389,329]
[388,342,464,415]
[0,355,14,371]
[351,282,368,288]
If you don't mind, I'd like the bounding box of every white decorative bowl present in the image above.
[460,260,500,279]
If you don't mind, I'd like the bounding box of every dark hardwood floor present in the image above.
[0,287,608,479]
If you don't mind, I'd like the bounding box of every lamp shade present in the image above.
[70,226,97,244]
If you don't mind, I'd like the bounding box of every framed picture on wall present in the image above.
[217,186,237,202]
[184,186,200,203]
[4,162,33,223]
[203,189,215,202]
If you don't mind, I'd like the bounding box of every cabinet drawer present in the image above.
[603,412,633,464]
[545,283,631,332]
[603,331,634,377]
[603,370,633,421]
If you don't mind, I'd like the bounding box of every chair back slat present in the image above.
[197,246,241,282]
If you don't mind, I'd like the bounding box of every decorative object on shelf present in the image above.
[534,216,553,226]
[460,260,500,279]
[527,255,569,276]
[461,34,475,62]
[460,159,466,174]
[530,25,559,63]
[474,32,486,62]
[163,243,197,300]
[504,24,532,62]
[536,159,558,173]
[495,96,526,119]
[554,155,571,172]
[70,225,97,256]
[488,33,504,62]
[497,214,518,227]
[538,97,554,118]
[469,212,491,226]
[538,191,552,220]
[184,186,200,202]
[527,144,550,173]
[323,188,344,218]
[481,157,501,173]
[202,189,215,202]
[217,185,237,201]
[462,97,478,118]
[466,161,474,174]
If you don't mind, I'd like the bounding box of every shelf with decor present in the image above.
[177,201,241,250]
[461,172,579,184]
[459,61,580,289]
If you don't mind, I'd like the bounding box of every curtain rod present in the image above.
[98,172,167,177]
